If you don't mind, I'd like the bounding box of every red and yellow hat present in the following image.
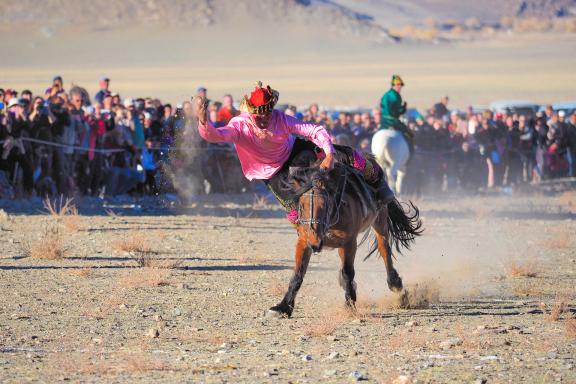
[239,81,279,114]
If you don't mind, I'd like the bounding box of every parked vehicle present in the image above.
[489,100,540,117]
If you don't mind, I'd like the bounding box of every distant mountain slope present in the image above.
[0,0,574,42]
[332,0,576,24]
[0,0,393,42]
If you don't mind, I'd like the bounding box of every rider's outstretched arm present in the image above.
[195,96,239,144]
[197,119,240,144]
[283,113,335,169]
[283,113,335,155]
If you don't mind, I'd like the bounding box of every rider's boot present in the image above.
[356,151,395,206]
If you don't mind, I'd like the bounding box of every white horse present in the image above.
[371,129,410,194]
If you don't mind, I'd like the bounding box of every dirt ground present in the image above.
[0,193,575,383]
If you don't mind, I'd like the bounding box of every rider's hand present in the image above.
[194,96,208,125]
[320,152,335,170]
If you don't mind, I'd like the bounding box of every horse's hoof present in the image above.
[387,273,403,292]
[266,304,291,318]
[266,309,284,319]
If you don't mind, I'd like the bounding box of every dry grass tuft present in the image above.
[512,281,543,297]
[113,231,166,267]
[61,204,83,232]
[117,268,171,289]
[565,317,576,340]
[43,196,75,216]
[22,226,69,260]
[505,258,539,278]
[113,231,151,254]
[105,208,120,218]
[67,267,96,278]
[131,251,160,268]
[43,196,83,231]
[545,293,571,322]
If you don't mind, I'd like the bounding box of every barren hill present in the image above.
[1,0,575,44]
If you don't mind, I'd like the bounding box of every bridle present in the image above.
[296,169,348,238]
[297,188,327,227]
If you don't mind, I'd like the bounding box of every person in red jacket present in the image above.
[216,94,238,127]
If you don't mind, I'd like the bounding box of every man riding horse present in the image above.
[380,75,414,154]
[195,82,395,223]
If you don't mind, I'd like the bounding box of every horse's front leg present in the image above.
[338,240,358,308]
[268,238,312,318]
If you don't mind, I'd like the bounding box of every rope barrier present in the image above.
[0,137,236,154]
[0,137,565,158]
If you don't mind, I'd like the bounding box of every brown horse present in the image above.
[268,160,422,318]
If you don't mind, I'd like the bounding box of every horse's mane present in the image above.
[281,163,346,198]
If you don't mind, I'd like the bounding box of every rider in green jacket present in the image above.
[380,75,413,154]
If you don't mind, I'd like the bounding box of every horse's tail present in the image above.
[362,199,423,261]
[386,199,423,254]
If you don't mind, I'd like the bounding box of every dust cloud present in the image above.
[304,196,562,309]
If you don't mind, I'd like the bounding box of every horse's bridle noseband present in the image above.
[296,170,348,237]
[297,188,326,227]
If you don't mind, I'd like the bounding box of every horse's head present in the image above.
[290,167,333,253]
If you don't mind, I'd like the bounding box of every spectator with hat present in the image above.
[4,89,17,104]
[45,76,65,98]
[95,76,111,106]
[196,86,207,99]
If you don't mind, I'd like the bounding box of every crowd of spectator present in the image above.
[297,97,576,195]
[1,76,575,200]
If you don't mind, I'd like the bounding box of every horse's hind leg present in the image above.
[268,238,312,318]
[372,208,403,292]
[338,240,357,308]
